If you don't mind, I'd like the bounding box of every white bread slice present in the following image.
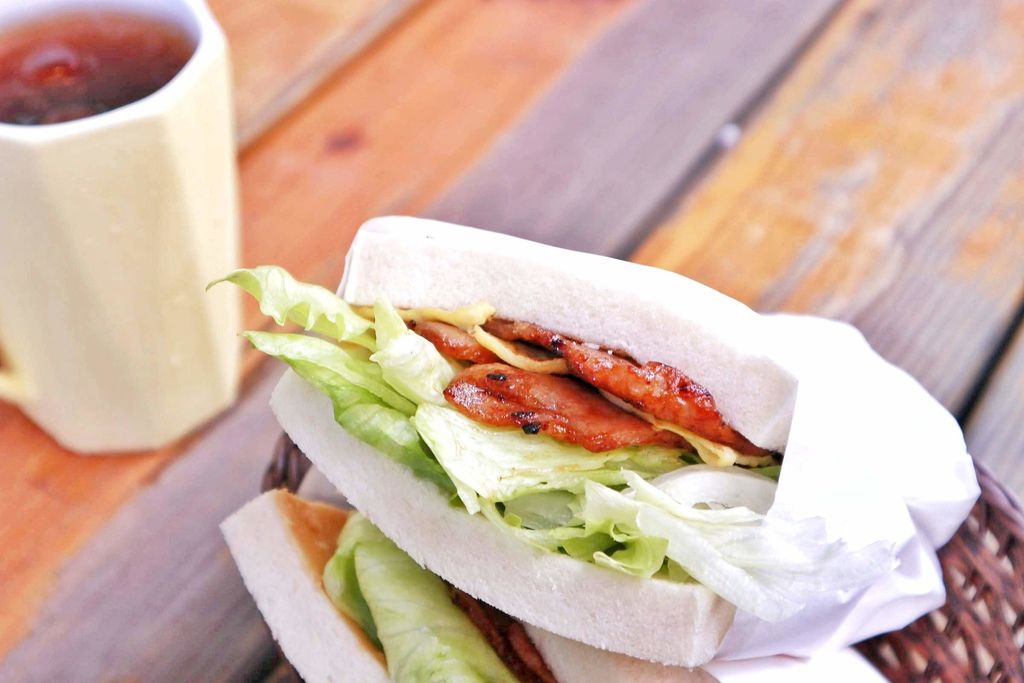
[525,626,717,683]
[341,216,796,452]
[221,490,389,683]
[223,491,717,682]
[272,371,736,667]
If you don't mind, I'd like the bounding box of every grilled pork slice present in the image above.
[445,363,692,452]
[410,319,500,364]
[449,586,557,683]
[482,318,774,458]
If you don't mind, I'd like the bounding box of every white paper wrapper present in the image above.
[715,314,979,660]
[708,647,886,682]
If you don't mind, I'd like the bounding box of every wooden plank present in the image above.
[0,0,633,667]
[964,301,1024,497]
[0,364,284,683]
[631,0,1024,413]
[0,410,176,660]
[427,0,841,257]
[236,0,632,325]
[211,0,421,146]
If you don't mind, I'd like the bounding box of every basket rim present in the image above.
[973,460,1024,524]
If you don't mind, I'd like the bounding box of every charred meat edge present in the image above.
[480,318,775,458]
[449,586,557,683]
[445,363,693,452]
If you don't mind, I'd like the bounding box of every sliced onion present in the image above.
[652,465,777,514]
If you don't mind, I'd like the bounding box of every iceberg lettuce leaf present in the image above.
[413,403,686,513]
[593,535,669,578]
[323,513,383,648]
[211,266,375,349]
[369,298,454,406]
[244,331,414,415]
[338,404,455,495]
[580,472,894,622]
[328,514,518,683]
[245,332,453,493]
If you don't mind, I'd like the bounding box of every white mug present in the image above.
[0,0,240,452]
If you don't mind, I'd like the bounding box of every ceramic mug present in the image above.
[0,0,240,452]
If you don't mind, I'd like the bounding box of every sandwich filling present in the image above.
[319,503,554,682]
[215,266,891,623]
[272,489,552,682]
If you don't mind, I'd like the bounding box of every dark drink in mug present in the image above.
[0,11,195,125]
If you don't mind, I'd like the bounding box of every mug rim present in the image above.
[0,0,225,141]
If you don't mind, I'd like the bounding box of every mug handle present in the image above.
[0,367,27,405]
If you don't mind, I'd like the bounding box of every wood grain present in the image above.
[211,0,421,146]
[237,0,632,324]
[0,0,632,665]
[632,0,1024,418]
[964,300,1024,497]
[0,364,284,683]
[0,414,170,660]
[428,0,841,258]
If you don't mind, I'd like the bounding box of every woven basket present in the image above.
[262,433,1024,682]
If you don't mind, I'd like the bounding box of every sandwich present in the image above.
[214,217,890,669]
[222,488,714,682]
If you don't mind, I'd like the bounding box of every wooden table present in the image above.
[2,0,1022,679]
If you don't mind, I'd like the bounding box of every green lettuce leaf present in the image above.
[749,465,782,481]
[244,331,414,415]
[211,266,376,349]
[502,491,577,530]
[580,472,893,622]
[558,529,617,559]
[482,492,669,578]
[323,512,383,648]
[339,404,456,495]
[369,298,454,406]
[484,467,889,614]
[326,514,518,683]
[593,535,669,578]
[245,332,453,493]
[413,403,686,513]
